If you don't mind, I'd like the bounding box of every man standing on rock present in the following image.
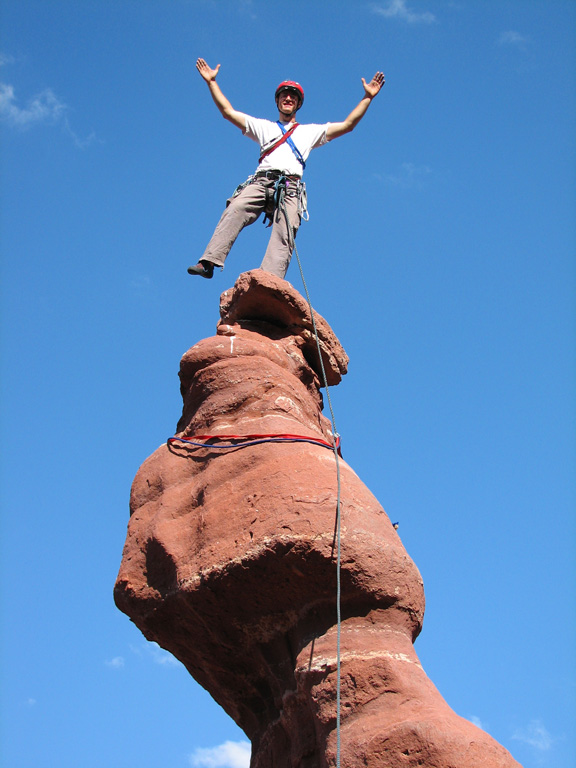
[188,58,384,281]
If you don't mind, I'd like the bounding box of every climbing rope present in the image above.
[168,433,341,454]
[276,178,343,768]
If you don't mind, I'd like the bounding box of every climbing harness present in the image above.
[274,178,343,768]
[229,170,308,231]
[248,173,306,229]
[271,173,308,220]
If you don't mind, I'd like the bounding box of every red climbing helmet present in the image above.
[275,80,304,108]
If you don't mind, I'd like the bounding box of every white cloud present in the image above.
[377,162,432,188]
[130,640,182,667]
[148,641,181,666]
[189,740,251,768]
[105,656,125,669]
[0,77,97,147]
[469,715,485,730]
[0,83,66,127]
[62,116,97,149]
[498,30,529,48]
[512,719,552,751]
[371,0,436,24]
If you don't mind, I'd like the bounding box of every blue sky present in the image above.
[1,1,574,767]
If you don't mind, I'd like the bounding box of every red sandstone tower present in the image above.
[115,270,521,767]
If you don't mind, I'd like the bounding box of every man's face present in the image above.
[277,90,300,115]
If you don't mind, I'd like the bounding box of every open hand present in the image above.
[361,71,385,99]
[196,58,220,82]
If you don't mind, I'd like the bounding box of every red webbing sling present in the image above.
[259,122,299,163]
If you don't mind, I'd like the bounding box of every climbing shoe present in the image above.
[187,261,214,279]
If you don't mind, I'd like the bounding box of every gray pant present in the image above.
[201,176,301,279]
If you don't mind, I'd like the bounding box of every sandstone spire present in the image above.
[115,270,521,767]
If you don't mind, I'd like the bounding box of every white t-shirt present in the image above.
[242,114,330,178]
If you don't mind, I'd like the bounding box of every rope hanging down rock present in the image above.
[276,176,343,768]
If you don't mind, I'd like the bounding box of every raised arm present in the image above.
[196,58,246,131]
[325,72,385,141]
